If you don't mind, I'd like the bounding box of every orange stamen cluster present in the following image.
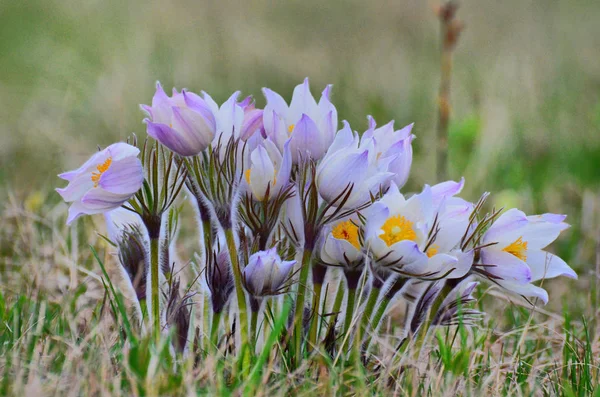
[332,220,360,250]
[502,236,528,261]
[91,157,112,188]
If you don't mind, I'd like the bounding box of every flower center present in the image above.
[287,124,295,136]
[380,215,416,247]
[91,157,112,188]
[502,236,528,261]
[245,169,251,184]
[332,220,360,250]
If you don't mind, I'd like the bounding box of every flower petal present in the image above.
[526,250,577,281]
[480,248,532,284]
[98,156,144,195]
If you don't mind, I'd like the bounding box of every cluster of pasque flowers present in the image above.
[57,78,576,361]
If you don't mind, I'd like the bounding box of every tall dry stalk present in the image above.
[435,1,463,182]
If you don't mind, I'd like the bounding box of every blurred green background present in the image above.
[0,0,599,282]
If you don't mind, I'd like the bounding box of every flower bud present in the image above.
[243,248,295,297]
[141,82,216,156]
[206,249,235,313]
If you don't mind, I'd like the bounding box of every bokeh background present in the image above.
[1,0,599,310]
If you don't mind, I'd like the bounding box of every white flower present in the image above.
[479,209,576,304]
[316,121,394,209]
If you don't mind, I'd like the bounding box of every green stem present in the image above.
[307,281,323,351]
[150,237,160,339]
[210,310,222,350]
[343,288,357,338]
[363,295,392,351]
[331,279,346,323]
[371,296,391,334]
[250,309,258,346]
[359,286,381,340]
[223,228,249,353]
[201,219,212,258]
[292,249,313,366]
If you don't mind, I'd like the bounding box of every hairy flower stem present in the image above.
[342,288,357,341]
[250,297,261,347]
[210,310,222,350]
[150,237,160,339]
[292,249,313,366]
[358,286,380,340]
[370,296,391,337]
[307,282,323,351]
[224,228,250,366]
[307,264,327,352]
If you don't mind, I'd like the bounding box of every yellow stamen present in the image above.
[332,220,360,250]
[380,215,416,247]
[91,157,112,188]
[426,244,439,258]
[287,124,295,135]
[502,236,528,261]
[245,169,251,184]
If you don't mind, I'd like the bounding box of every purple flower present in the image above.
[263,78,337,162]
[316,121,394,209]
[56,143,144,225]
[141,82,216,156]
[479,209,576,304]
[242,248,296,297]
[362,116,415,189]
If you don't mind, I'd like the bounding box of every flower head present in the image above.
[243,248,296,297]
[141,82,216,156]
[57,143,144,225]
[478,209,576,304]
[316,121,394,209]
[364,179,473,279]
[263,78,337,163]
[362,116,415,188]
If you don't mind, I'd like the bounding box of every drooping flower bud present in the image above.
[104,208,148,302]
[206,249,235,313]
[242,248,295,297]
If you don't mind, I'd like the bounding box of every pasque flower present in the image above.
[243,248,296,297]
[141,82,216,156]
[316,121,394,209]
[364,180,473,279]
[263,78,337,162]
[57,143,144,225]
[244,138,292,201]
[478,209,576,303]
[362,116,415,189]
